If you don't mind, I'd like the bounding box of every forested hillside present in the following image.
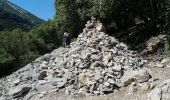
[0,0,44,76]
[0,0,44,31]
[1,0,170,77]
[53,0,170,49]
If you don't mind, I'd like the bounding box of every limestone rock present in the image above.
[149,88,162,100]
[141,83,150,91]
[156,62,164,68]
[135,67,151,83]
[78,73,89,85]
[38,71,47,80]
[13,78,20,86]
[9,84,32,98]
[148,79,170,100]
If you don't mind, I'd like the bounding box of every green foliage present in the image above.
[1,29,29,59]
[0,29,39,76]
[30,21,62,53]
[2,0,170,77]
[54,0,170,49]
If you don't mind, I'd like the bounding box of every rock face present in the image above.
[0,18,153,99]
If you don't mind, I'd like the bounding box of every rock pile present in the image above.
[0,18,152,99]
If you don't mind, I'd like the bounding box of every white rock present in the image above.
[112,64,122,71]
[135,67,151,83]
[13,78,20,86]
[161,57,170,65]
[141,83,150,91]
[9,84,32,97]
[104,82,110,87]
[156,62,164,68]
[150,88,162,100]
[40,64,49,69]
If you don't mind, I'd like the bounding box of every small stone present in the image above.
[87,81,96,85]
[38,93,44,98]
[161,58,170,65]
[57,81,67,88]
[141,83,150,91]
[99,84,113,93]
[9,84,32,98]
[107,61,113,67]
[38,80,49,85]
[94,73,102,81]
[78,73,89,85]
[126,84,137,95]
[104,82,110,87]
[108,79,116,84]
[85,21,95,28]
[91,54,102,61]
[40,64,49,69]
[116,43,127,50]
[41,54,51,61]
[135,67,151,83]
[112,65,122,72]
[38,91,47,98]
[93,91,100,95]
[90,84,95,93]
[38,71,47,80]
[13,79,20,86]
[148,62,156,68]
[156,62,164,68]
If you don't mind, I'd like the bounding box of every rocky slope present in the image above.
[0,19,170,100]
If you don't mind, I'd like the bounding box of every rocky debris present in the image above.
[147,57,170,68]
[148,79,170,100]
[144,34,166,54]
[141,83,150,91]
[161,57,170,68]
[0,18,153,99]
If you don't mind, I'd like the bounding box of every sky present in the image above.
[9,0,55,20]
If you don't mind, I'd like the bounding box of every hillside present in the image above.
[0,18,170,100]
[0,0,44,31]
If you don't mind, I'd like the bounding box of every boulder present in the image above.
[135,67,151,83]
[149,88,162,100]
[38,71,47,80]
[9,84,32,98]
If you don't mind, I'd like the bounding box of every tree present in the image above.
[0,29,29,61]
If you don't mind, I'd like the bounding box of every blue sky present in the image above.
[9,0,55,20]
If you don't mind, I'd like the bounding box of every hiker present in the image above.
[63,31,71,47]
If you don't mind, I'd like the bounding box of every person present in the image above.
[63,31,71,47]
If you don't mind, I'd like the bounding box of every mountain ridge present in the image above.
[0,0,44,31]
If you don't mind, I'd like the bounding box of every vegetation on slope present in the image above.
[54,0,170,49]
[1,0,170,77]
[0,0,44,31]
